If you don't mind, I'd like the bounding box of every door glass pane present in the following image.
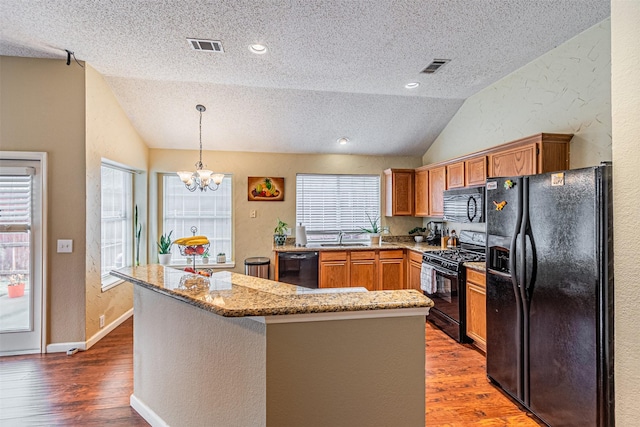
[0,232,31,333]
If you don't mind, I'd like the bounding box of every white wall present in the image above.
[423,19,611,168]
[611,1,640,424]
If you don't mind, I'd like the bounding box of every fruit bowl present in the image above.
[178,243,210,257]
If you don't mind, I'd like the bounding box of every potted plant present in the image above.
[360,214,381,245]
[408,227,427,242]
[7,274,25,298]
[216,252,226,263]
[202,248,210,264]
[274,218,288,246]
[157,230,173,265]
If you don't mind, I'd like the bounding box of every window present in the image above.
[296,174,380,242]
[101,164,133,284]
[163,174,232,263]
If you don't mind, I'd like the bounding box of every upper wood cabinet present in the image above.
[446,162,465,189]
[488,133,572,178]
[414,168,429,217]
[384,169,414,216]
[465,156,487,187]
[428,166,446,217]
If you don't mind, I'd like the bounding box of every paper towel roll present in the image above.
[295,223,307,246]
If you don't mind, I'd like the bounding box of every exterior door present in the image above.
[0,155,45,355]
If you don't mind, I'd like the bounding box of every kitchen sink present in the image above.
[320,243,368,247]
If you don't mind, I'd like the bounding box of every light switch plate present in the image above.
[57,239,73,253]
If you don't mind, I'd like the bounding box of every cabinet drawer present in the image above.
[379,249,404,259]
[466,268,486,286]
[320,251,348,261]
[350,250,376,260]
[408,250,423,263]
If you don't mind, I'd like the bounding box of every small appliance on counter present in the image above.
[425,221,443,245]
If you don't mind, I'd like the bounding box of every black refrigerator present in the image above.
[485,164,614,427]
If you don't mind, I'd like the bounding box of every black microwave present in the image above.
[442,186,485,223]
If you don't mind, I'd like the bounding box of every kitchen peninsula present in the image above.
[112,265,433,427]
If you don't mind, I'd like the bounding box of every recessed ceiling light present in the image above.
[405,82,420,89]
[337,137,349,145]
[249,44,267,54]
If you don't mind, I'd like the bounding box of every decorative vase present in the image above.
[370,234,381,245]
[8,283,25,298]
[216,255,226,264]
[202,257,209,264]
[274,234,286,246]
[414,235,424,243]
[158,253,172,266]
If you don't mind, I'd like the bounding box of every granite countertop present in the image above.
[111,265,434,318]
[273,241,442,253]
[464,261,486,272]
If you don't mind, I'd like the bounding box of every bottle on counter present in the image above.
[449,230,458,247]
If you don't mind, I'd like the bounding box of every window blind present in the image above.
[101,164,133,279]
[0,167,34,232]
[296,174,380,233]
[163,174,233,263]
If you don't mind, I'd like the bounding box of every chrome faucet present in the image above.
[338,230,344,244]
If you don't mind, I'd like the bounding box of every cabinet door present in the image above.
[319,252,349,288]
[446,162,465,189]
[428,166,446,217]
[465,268,486,352]
[379,250,405,290]
[488,143,537,177]
[408,260,422,291]
[414,169,429,217]
[465,156,487,187]
[384,169,414,216]
[351,259,377,291]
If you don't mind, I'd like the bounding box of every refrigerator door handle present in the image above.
[508,177,525,401]
[520,176,530,406]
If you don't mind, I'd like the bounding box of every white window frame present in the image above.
[101,163,134,290]
[296,174,381,243]
[162,174,233,266]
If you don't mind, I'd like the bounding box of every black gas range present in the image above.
[421,231,485,342]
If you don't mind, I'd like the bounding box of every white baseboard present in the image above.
[130,394,170,427]
[45,308,133,353]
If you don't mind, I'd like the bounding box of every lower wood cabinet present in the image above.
[350,251,377,291]
[319,251,349,288]
[407,250,423,291]
[379,250,404,290]
[465,268,487,353]
[319,249,406,290]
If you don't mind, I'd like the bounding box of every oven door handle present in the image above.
[422,262,457,277]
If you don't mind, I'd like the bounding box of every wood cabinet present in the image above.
[384,169,414,216]
[407,250,423,291]
[414,168,429,217]
[488,133,572,178]
[428,166,446,217]
[465,156,487,187]
[446,162,465,189]
[379,250,405,291]
[465,268,486,353]
[350,251,378,291]
[319,251,349,288]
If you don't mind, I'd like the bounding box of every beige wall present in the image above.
[84,64,149,339]
[612,0,640,424]
[422,18,611,168]
[150,150,423,277]
[0,56,87,343]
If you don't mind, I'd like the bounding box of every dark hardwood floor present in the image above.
[1,317,541,426]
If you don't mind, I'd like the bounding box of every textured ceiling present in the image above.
[0,1,610,156]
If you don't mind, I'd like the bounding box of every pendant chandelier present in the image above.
[177,104,225,192]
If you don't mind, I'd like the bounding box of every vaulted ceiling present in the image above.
[0,1,610,156]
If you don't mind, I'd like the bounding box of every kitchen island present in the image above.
[112,265,433,427]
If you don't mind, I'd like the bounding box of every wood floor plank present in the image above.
[1,316,541,426]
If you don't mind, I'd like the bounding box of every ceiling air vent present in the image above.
[421,59,450,74]
[187,38,224,53]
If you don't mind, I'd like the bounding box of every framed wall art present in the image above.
[248,177,284,201]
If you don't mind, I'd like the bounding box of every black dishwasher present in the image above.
[277,252,319,289]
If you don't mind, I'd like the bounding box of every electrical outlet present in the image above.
[99,315,105,328]
[250,209,256,218]
[57,239,73,253]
